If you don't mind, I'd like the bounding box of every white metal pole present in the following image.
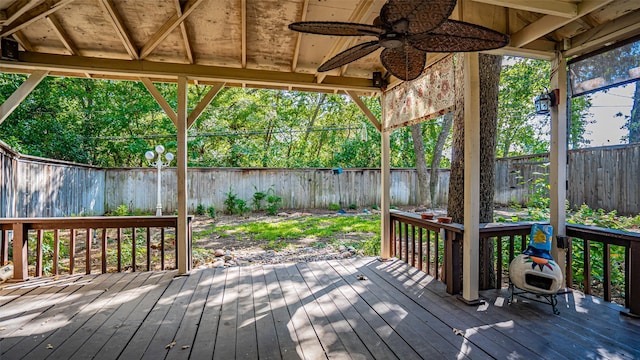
[156,157,162,216]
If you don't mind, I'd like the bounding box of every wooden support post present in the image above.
[380,130,391,259]
[550,51,568,280]
[0,70,48,125]
[176,76,190,274]
[461,52,481,304]
[11,222,28,281]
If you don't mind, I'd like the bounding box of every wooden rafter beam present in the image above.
[174,0,194,63]
[140,77,178,126]
[139,0,206,59]
[4,52,379,93]
[0,70,48,125]
[291,0,309,72]
[564,10,640,58]
[46,14,79,55]
[0,0,75,37]
[316,0,383,83]
[241,0,247,68]
[11,31,34,52]
[471,0,577,18]
[0,0,39,26]
[187,82,225,128]
[509,0,613,48]
[98,0,138,60]
[346,90,381,132]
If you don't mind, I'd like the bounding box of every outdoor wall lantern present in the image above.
[534,88,557,115]
[145,145,174,216]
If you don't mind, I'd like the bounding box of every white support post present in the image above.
[176,76,189,274]
[550,52,568,276]
[462,52,481,303]
[381,130,391,259]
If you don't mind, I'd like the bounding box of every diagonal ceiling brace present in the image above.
[0,70,49,125]
[346,90,381,132]
[140,77,178,126]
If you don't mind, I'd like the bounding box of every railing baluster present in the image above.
[70,229,76,275]
[508,235,515,263]
[435,230,439,280]
[36,230,43,277]
[566,237,573,288]
[53,229,59,276]
[426,230,431,275]
[403,223,409,262]
[497,236,503,289]
[410,225,415,267]
[418,228,423,271]
[1,229,8,265]
[101,228,107,274]
[117,228,122,272]
[132,228,137,272]
[161,228,166,270]
[584,239,591,295]
[86,228,92,275]
[603,243,611,302]
[146,227,151,272]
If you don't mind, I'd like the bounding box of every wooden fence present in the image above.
[495,143,640,215]
[2,141,640,216]
[104,167,451,214]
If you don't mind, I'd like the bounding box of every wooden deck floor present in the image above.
[1,257,639,359]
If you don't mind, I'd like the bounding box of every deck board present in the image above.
[1,257,639,359]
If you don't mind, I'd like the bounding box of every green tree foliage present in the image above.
[497,57,593,157]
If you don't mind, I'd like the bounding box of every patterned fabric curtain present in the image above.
[382,54,456,131]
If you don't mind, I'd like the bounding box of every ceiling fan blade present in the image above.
[289,22,383,36]
[381,0,456,34]
[409,20,509,52]
[380,46,426,81]
[318,41,381,72]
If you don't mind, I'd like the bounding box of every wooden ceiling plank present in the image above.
[0,0,76,37]
[0,70,48,125]
[565,10,640,58]
[471,0,577,18]
[187,82,225,128]
[140,77,178,126]
[98,0,139,60]
[2,0,40,25]
[139,0,206,60]
[291,0,310,72]
[241,0,246,68]
[174,0,194,63]
[46,14,79,56]
[346,90,381,132]
[510,0,613,48]
[7,52,379,93]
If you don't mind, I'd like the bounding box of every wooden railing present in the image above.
[0,216,191,281]
[390,211,463,295]
[566,223,640,315]
[389,211,640,316]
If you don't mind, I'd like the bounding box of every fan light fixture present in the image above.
[289,0,510,81]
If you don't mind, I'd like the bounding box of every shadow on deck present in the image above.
[1,257,639,359]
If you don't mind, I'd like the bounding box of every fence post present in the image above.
[11,222,28,281]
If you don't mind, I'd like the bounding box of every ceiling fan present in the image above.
[289,0,510,81]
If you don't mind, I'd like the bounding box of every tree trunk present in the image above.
[628,81,640,143]
[430,112,453,207]
[410,123,431,207]
[447,54,502,289]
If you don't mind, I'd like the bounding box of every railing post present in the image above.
[445,230,461,295]
[629,241,640,316]
[11,222,28,281]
